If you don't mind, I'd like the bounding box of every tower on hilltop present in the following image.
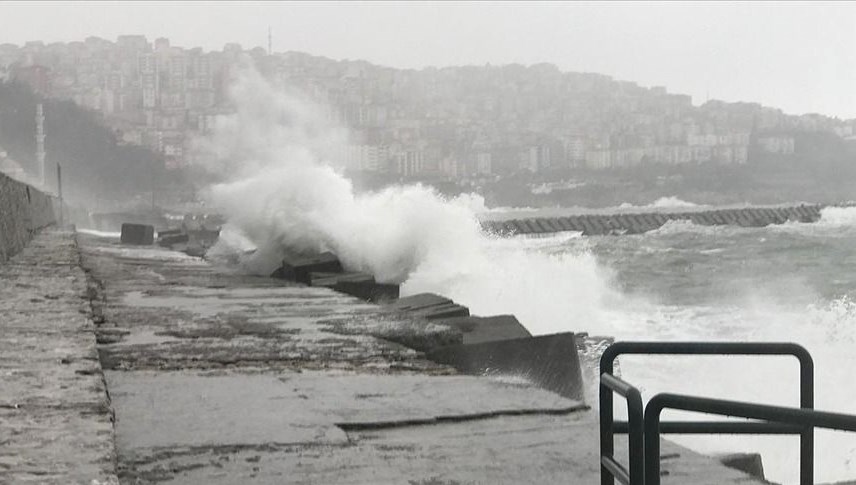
[36,103,45,188]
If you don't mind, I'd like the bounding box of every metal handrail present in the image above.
[599,341,814,484]
[644,393,856,485]
[600,373,644,485]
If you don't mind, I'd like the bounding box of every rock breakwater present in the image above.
[480,204,824,236]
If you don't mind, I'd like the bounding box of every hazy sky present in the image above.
[3,1,856,119]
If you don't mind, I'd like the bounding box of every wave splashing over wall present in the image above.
[194,68,617,332]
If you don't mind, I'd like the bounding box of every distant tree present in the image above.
[0,81,166,204]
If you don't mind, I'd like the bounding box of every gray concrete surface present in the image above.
[106,370,582,450]
[74,231,769,484]
[114,411,764,485]
[0,230,116,484]
[0,228,771,484]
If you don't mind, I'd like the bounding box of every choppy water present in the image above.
[458,205,856,485]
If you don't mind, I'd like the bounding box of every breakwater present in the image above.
[268,252,588,400]
[480,204,824,236]
[0,172,56,261]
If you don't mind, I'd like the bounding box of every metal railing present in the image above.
[599,341,815,485]
[600,373,644,485]
[644,393,856,485]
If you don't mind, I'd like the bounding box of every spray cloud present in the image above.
[195,66,617,334]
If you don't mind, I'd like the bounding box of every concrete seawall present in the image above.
[480,204,825,236]
[0,172,56,261]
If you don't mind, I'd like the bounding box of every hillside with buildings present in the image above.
[2,35,855,207]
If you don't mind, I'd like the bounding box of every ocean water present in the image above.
[452,205,856,485]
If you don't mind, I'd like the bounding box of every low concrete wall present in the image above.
[481,204,824,236]
[0,172,56,262]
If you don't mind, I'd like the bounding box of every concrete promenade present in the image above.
[0,230,117,484]
[1,228,769,484]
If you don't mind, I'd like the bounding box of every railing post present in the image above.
[797,347,814,485]
[644,396,664,485]
[600,383,614,485]
[600,347,617,485]
[627,385,645,485]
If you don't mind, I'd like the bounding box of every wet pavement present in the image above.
[0,230,116,485]
[0,228,771,484]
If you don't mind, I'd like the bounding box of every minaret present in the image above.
[36,103,46,188]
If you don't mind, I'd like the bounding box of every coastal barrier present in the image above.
[0,172,56,261]
[480,204,824,236]
[269,253,588,400]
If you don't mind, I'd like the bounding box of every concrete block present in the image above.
[717,453,765,481]
[765,209,780,224]
[734,210,753,227]
[386,293,453,312]
[120,223,154,245]
[542,219,558,232]
[812,204,823,213]
[512,220,527,233]
[545,218,563,232]
[535,219,553,233]
[690,213,707,225]
[513,219,531,234]
[601,217,619,233]
[641,214,660,231]
[627,215,647,234]
[586,216,604,234]
[711,212,726,225]
[157,228,183,237]
[157,233,189,247]
[310,271,374,287]
[651,213,669,227]
[557,217,574,231]
[807,205,823,220]
[502,221,519,235]
[384,293,469,319]
[564,217,584,232]
[614,214,635,234]
[183,243,207,258]
[427,332,585,401]
[271,252,343,284]
[739,209,761,227]
[766,208,779,223]
[480,221,497,233]
[336,280,400,303]
[580,217,598,236]
[525,219,543,233]
[311,272,400,303]
[437,315,532,345]
[797,205,819,223]
[411,302,470,320]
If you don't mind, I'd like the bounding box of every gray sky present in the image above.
[3,1,856,119]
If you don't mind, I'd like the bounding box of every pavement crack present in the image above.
[336,403,590,431]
